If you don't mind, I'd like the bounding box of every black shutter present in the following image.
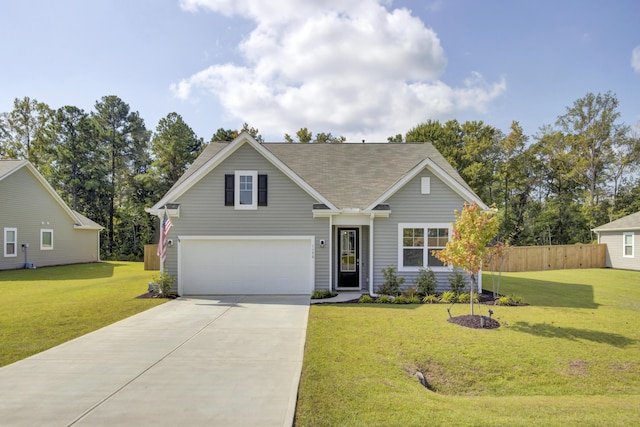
[224,174,234,206]
[258,174,268,206]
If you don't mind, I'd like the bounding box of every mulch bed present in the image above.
[135,292,177,299]
[448,314,500,329]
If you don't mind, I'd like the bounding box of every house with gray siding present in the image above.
[146,132,487,296]
[0,160,102,270]
[593,212,640,271]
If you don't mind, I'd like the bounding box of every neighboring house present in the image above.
[593,211,640,271]
[0,160,103,270]
[146,132,487,296]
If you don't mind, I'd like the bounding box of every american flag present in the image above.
[157,209,173,263]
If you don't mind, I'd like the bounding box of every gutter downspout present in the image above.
[369,213,379,297]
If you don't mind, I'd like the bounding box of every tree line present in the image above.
[1,91,638,259]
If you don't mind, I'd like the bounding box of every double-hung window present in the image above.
[623,232,634,258]
[399,223,450,270]
[4,227,17,257]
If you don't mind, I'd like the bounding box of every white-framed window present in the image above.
[398,223,450,271]
[41,229,54,250]
[234,170,257,210]
[623,232,634,258]
[4,227,17,257]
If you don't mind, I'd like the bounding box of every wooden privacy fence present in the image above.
[144,244,160,271]
[484,244,606,272]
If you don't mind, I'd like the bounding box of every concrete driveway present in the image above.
[0,296,309,426]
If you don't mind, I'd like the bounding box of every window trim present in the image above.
[4,227,17,257]
[234,170,258,210]
[398,223,450,271]
[40,229,54,251]
[623,232,634,258]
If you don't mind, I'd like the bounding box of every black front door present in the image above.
[338,228,359,288]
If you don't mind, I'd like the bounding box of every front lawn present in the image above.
[0,262,165,367]
[295,269,640,426]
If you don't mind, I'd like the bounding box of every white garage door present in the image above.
[178,236,314,295]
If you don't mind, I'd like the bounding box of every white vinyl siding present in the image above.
[4,228,17,257]
[623,232,634,257]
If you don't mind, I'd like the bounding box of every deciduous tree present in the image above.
[435,202,498,316]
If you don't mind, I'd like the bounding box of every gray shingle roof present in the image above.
[593,211,640,231]
[264,143,473,209]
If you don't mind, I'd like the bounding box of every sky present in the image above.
[1,0,639,143]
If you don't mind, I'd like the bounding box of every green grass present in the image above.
[295,269,640,426]
[0,262,166,367]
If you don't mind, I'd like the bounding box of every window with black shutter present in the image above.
[224,174,234,206]
[225,172,267,208]
[258,174,268,206]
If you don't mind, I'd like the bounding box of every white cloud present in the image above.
[632,46,640,73]
[174,0,506,140]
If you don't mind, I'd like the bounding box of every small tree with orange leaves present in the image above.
[435,202,498,316]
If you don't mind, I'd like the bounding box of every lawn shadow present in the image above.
[484,275,600,309]
[510,321,636,348]
[0,262,117,281]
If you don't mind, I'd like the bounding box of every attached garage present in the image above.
[178,236,314,295]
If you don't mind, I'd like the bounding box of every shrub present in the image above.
[406,295,421,304]
[509,294,525,304]
[422,294,440,304]
[456,293,479,304]
[379,265,405,296]
[359,294,374,303]
[448,270,467,294]
[312,289,335,299]
[495,296,511,306]
[402,286,419,298]
[376,294,393,303]
[394,295,409,304]
[495,294,525,305]
[440,291,457,303]
[457,292,470,303]
[414,267,437,296]
[154,272,175,295]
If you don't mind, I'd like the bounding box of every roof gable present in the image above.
[149,136,486,212]
[263,142,484,209]
[150,133,337,211]
[0,160,103,230]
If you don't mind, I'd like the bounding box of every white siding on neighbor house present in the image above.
[372,170,468,292]
[163,143,330,292]
[599,231,639,270]
[0,167,99,270]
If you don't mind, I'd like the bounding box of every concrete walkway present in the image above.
[0,296,310,427]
